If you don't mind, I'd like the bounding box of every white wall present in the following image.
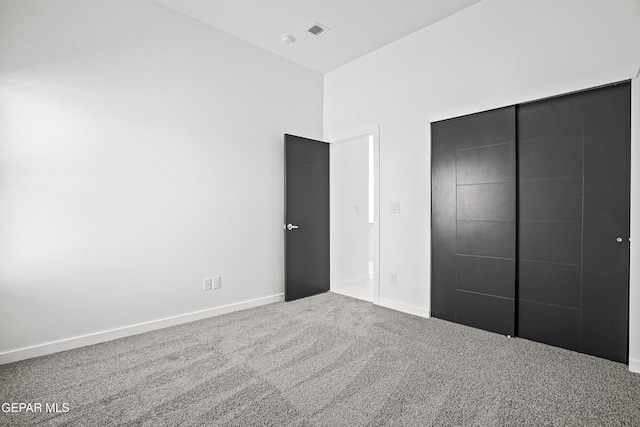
[0,0,323,361]
[324,0,640,369]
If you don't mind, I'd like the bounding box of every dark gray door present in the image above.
[518,82,630,363]
[284,134,330,302]
[431,107,517,336]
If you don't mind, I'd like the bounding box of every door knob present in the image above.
[616,237,623,243]
[285,223,299,231]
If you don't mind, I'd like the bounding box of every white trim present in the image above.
[0,293,284,365]
[630,358,640,374]
[376,297,430,318]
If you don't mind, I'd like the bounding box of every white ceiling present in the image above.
[152,0,483,73]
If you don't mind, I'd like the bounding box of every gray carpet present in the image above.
[1,292,639,426]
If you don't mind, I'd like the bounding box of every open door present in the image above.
[284,134,330,301]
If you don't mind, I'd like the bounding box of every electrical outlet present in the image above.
[213,276,221,289]
[204,278,212,291]
[390,273,397,284]
[390,202,400,213]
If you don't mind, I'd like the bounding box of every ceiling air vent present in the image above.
[307,22,329,36]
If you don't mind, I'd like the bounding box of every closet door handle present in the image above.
[616,237,623,243]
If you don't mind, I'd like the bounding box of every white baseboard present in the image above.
[375,297,430,318]
[630,357,640,374]
[0,293,284,365]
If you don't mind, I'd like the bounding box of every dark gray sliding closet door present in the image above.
[517,82,630,363]
[518,93,585,352]
[432,107,516,335]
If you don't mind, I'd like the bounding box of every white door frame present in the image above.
[327,125,381,304]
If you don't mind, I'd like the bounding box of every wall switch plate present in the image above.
[204,278,212,291]
[390,202,400,213]
[390,273,397,284]
[213,276,221,289]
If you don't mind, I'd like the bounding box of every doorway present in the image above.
[329,130,380,303]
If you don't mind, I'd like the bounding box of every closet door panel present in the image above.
[431,122,458,322]
[457,183,515,221]
[431,238,456,322]
[518,82,630,363]
[580,82,630,363]
[519,178,582,221]
[432,106,516,335]
[518,135,583,180]
[519,221,582,265]
[519,261,580,308]
[456,255,515,298]
[452,108,517,150]
[454,107,516,335]
[518,94,585,352]
[457,221,515,259]
[456,144,515,185]
[518,301,580,351]
[456,291,515,336]
[518,96,582,141]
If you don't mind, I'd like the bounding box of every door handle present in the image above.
[285,223,299,231]
[617,237,623,243]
